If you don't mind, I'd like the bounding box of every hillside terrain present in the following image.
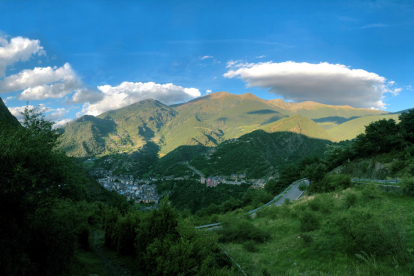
[0,97,20,126]
[58,92,389,160]
[328,114,400,141]
[189,130,331,179]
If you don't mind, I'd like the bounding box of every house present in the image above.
[200,177,206,184]
[239,174,246,179]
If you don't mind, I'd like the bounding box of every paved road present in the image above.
[273,179,309,206]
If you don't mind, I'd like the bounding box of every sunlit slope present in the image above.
[260,114,335,141]
[160,92,288,153]
[328,114,400,141]
[60,99,177,157]
[58,115,117,157]
[268,99,387,119]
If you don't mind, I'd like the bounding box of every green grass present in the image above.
[216,186,414,275]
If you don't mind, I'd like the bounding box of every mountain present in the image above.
[268,99,388,131]
[327,114,400,141]
[58,91,390,158]
[189,130,331,179]
[0,97,20,127]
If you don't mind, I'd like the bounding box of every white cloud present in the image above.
[212,59,220,64]
[6,96,14,100]
[70,87,104,104]
[226,59,254,68]
[8,104,68,122]
[0,63,82,100]
[200,56,214,60]
[53,118,71,128]
[206,90,212,94]
[0,36,46,77]
[224,61,402,109]
[81,82,201,116]
[256,55,266,58]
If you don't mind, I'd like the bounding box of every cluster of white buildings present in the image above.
[97,173,160,204]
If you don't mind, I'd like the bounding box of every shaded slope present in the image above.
[328,114,400,141]
[190,130,331,179]
[0,97,20,127]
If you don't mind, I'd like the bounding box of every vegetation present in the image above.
[190,130,330,178]
[219,185,414,275]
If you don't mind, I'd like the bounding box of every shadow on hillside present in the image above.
[247,109,280,115]
[261,115,289,125]
[313,116,360,124]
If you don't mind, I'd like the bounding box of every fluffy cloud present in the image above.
[0,63,82,100]
[8,104,69,122]
[70,87,104,104]
[200,56,213,60]
[0,36,46,77]
[81,82,201,116]
[224,61,401,109]
[206,89,212,94]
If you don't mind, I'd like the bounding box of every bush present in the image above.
[309,174,352,193]
[344,192,358,209]
[217,220,271,243]
[401,177,414,197]
[299,211,320,232]
[334,210,410,262]
[243,240,259,252]
[298,182,307,191]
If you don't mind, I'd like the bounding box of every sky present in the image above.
[0,0,413,126]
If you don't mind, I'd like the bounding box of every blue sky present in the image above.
[0,0,413,125]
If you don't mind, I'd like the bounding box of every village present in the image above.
[92,166,269,209]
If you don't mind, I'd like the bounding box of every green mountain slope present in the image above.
[190,130,331,179]
[260,114,335,141]
[59,91,388,159]
[0,97,20,126]
[328,114,400,141]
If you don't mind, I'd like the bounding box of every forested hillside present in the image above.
[190,130,331,178]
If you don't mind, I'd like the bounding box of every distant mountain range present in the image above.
[57,91,391,158]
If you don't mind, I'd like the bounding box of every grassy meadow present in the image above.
[216,184,414,275]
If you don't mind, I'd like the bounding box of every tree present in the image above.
[354,118,401,156]
[0,105,87,276]
[399,108,414,144]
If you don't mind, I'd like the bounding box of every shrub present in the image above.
[298,182,307,191]
[391,160,406,174]
[302,233,313,245]
[344,192,358,209]
[401,177,414,197]
[217,220,271,243]
[334,210,410,262]
[299,211,320,232]
[243,240,259,252]
[309,174,352,193]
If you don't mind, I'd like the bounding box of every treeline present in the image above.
[103,198,236,275]
[157,180,273,216]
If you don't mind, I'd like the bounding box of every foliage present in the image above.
[401,177,414,197]
[217,219,271,243]
[308,174,352,193]
[102,197,234,275]
[190,130,330,179]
